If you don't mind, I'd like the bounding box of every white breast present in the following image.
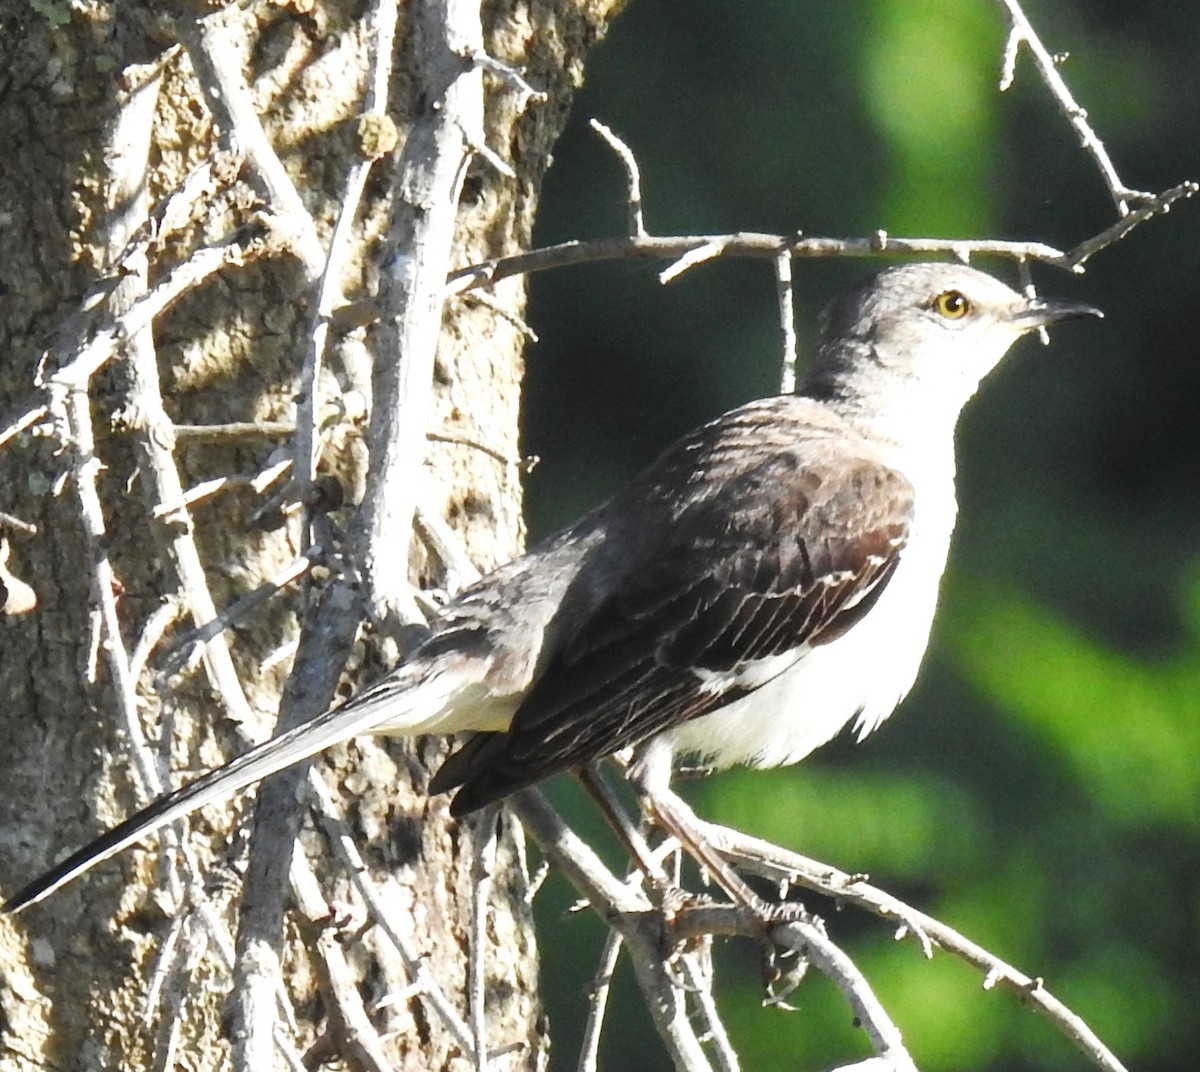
[663,473,957,772]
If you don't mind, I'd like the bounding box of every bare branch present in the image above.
[296,0,398,508]
[660,240,729,284]
[0,512,37,537]
[1064,179,1199,267]
[147,910,194,1072]
[426,429,531,470]
[160,551,316,682]
[290,853,396,1072]
[993,0,1155,215]
[172,421,295,442]
[415,494,483,590]
[774,251,798,394]
[509,790,717,1070]
[227,578,364,1072]
[577,928,624,1072]
[308,773,477,1057]
[154,457,293,517]
[42,238,251,395]
[685,812,1130,1072]
[357,0,487,626]
[120,276,257,730]
[470,812,498,1071]
[456,289,541,342]
[448,232,1073,297]
[179,9,325,278]
[469,49,547,113]
[0,403,47,451]
[671,905,914,1071]
[675,952,740,1072]
[590,119,646,237]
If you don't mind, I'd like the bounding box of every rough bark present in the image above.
[0,1,623,1068]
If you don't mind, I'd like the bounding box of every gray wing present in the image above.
[436,453,913,813]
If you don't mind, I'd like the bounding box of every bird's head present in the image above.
[812,261,1102,421]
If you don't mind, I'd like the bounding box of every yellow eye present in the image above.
[933,290,970,319]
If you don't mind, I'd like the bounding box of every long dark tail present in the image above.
[4,664,449,914]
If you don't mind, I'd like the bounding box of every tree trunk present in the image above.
[0,1,622,1068]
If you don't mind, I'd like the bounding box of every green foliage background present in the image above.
[518,1,1200,1069]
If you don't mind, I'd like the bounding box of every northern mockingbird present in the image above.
[3,262,1100,914]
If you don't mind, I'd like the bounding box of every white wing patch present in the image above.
[667,508,951,772]
[691,648,807,696]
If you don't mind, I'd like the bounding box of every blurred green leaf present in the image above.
[862,0,1001,233]
[944,573,1200,828]
[697,765,987,880]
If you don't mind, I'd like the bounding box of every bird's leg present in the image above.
[636,774,821,1004]
[574,762,677,893]
[626,743,810,927]
[640,783,768,912]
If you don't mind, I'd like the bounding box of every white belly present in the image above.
[663,492,955,771]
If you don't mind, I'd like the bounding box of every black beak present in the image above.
[1013,298,1104,332]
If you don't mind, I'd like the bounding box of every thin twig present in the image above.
[577,928,623,1072]
[0,403,47,451]
[448,232,1073,296]
[130,596,185,685]
[154,457,292,517]
[308,773,477,1057]
[671,905,914,1071]
[103,148,248,298]
[119,260,257,729]
[659,240,728,284]
[509,790,714,1071]
[1064,179,1198,267]
[425,430,529,470]
[685,810,1129,1072]
[172,421,295,442]
[576,763,674,889]
[470,810,498,1072]
[148,911,194,1072]
[65,387,176,851]
[179,9,325,278]
[290,852,396,1072]
[469,49,547,112]
[144,906,189,1027]
[415,494,483,591]
[773,251,798,394]
[0,510,38,536]
[993,0,1154,215]
[457,289,540,342]
[676,952,740,1072]
[590,120,646,237]
[296,0,398,515]
[160,550,316,681]
[41,238,251,394]
[1016,259,1051,345]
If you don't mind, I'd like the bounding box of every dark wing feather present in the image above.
[442,454,913,814]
